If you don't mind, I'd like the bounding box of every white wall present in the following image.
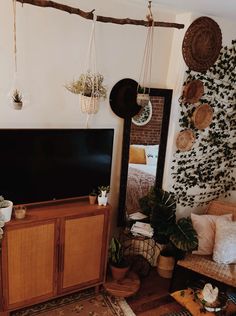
[0,0,175,231]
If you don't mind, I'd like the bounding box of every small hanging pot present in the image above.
[80,95,99,114]
[137,92,150,107]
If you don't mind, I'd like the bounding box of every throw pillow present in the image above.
[129,145,146,164]
[171,288,214,316]
[145,145,159,165]
[191,213,232,255]
[213,219,236,264]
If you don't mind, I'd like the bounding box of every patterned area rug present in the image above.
[11,289,135,316]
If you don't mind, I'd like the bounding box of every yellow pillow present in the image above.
[129,146,146,164]
[171,288,214,316]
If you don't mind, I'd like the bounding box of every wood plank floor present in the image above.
[127,267,171,314]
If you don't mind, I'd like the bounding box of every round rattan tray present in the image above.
[192,103,213,130]
[182,17,222,72]
[176,129,195,152]
[183,80,204,104]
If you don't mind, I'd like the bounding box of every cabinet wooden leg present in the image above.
[95,285,100,294]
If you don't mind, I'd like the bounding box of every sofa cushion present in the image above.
[213,219,236,264]
[191,213,232,255]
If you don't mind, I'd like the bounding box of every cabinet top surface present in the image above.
[6,197,110,227]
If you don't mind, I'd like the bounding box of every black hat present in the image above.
[109,78,141,118]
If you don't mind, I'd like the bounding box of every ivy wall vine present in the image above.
[171,40,236,208]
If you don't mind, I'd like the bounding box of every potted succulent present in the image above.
[89,189,97,205]
[139,187,198,278]
[0,196,13,222]
[97,185,110,206]
[65,71,107,114]
[136,85,150,107]
[109,237,130,281]
[12,89,23,110]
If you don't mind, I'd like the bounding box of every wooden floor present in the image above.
[127,267,171,314]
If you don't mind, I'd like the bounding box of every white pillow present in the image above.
[145,145,159,165]
[191,213,232,255]
[213,219,236,264]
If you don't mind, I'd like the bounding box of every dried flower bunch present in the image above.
[65,72,107,99]
[12,89,22,103]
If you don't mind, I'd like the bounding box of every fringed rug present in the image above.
[11,289,136,316]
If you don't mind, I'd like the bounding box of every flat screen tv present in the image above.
[0,129,114,205]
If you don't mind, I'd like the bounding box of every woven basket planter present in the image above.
[80,95,99,114]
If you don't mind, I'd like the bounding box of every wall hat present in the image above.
[176,129,195,152]
[109,78,141,118]
[182,16,222,73]
[183,80,204,104]
[192,103,213,130]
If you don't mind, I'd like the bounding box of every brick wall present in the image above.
[130,96,164,145]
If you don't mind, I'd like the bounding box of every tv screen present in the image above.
[0,129,114,205]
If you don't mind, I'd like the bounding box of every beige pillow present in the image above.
[191,213,232,255]
[213,219,236,264]
[129,146,146,164]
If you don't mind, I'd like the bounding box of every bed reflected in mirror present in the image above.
[118,89,173,225]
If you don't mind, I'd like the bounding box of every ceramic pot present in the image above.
[0,201,13,222]
[13,101,23,110]
[98,190,108,206]
[137,93,150,107]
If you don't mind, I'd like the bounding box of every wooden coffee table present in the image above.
[104,271,140,298]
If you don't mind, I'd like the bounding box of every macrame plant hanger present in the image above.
[80,14,100,127]
[10,0,24,110]
[137,1,154,107]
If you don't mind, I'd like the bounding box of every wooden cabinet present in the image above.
[0,198,110,315]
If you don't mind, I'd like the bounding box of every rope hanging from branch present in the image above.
[16,0,184,29]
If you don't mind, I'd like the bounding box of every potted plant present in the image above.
[136,85,150,107]
[109,237,130,280]
[0,196,13,222]
[139,187,198,278]
[98,185,110,206]
[65,71,107,114]
[12,89,23,110]
[89,189,97,205]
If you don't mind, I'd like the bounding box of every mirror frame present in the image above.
[117,88,173,226]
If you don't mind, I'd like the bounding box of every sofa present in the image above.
[173,200,236,290]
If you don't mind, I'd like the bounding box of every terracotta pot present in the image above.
[89,195,97,205]
[14,207,26,219]
[110,264,130,281]
[157,254,175,279]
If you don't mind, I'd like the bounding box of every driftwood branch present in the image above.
[16,0,184,29]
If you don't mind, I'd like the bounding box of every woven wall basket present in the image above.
[182,17,222,72]
[192,103,213,130]
[80,95,99,114]
[183,80,204,104]
[176,129,195,152]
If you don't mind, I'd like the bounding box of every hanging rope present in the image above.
[80,13,100,126]
[137,1,154,106]
[13,0,17,73]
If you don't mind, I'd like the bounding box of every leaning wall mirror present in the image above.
[118,88,173,226]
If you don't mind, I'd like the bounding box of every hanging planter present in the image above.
[137,2,154,107]
[65,72,106,114]
[9,0,29,110]
[65,15,106,121]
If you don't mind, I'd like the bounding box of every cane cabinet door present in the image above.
[59,212,107,293]
[3,219,58,310]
